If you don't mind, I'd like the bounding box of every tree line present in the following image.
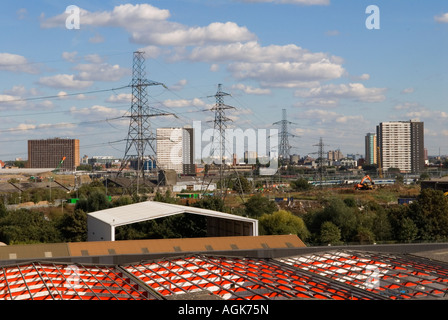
[0,179,447,246]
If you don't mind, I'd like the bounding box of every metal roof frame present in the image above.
[2,250,448,300]
[0,261,158,300]
[277,250,448,299]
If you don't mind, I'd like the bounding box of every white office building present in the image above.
[376,120,424,173]
[156,127,195,174]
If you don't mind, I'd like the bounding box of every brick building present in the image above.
[28,138,80,170]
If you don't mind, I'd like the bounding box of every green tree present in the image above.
[291,178,311,191]
[72,180,106,199]
[0,209,60,244]
[243,194,278,218]
[153,190,177,204]
[396,217,419,243]
[58,209,87,242]
[75,190,110,213]
[304,197,357,243]
[0,200,7,219]
[259,210,309,240]
[371,209,393,242]
[111,195,134,207]
[408,188,448,241]
[343,197,357,208]
[320,221,342,245]
[355,226,376,244]
[232,176,252,193]
[193,196,225,212]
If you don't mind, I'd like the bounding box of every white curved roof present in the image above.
[87,200,258,241]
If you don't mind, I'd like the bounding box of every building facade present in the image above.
[365,133,377,165]
[28,138,80,170]
[327,150,343,161]
[156,127,195,174]
[376,121,424,173]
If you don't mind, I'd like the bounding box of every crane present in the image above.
[354,175,375,190]
[52,156,66,173]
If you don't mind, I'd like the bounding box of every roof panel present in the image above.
[2,249,448,300]
[88,200,257,227]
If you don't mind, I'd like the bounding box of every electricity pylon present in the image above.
[118,51,168,184]
[273,109,296,162]
[313,137,327,188]
[210,84,234,198]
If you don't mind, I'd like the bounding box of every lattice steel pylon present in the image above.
[118,51,166,180]
[313,137,327,188]
[209,84,234,197]
[273,109,295,162]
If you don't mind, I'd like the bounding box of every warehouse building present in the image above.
[87,201,259,241]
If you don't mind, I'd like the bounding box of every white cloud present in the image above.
[188,41,336,64]
[302,109,367,127]
[138,46,163,59]
[89,34,105,44]
[41,4,255,47]
[17,8,27,20]
[41,4,170,29]
[83,54,105,64]
[38,74,93,89]
[393,102,421,110]
[168,79,188,91]
[229,60,344,87]
[0,53,40,74]
[295,98,338,108]
[296,83,387,102]
[40,4,349,90]
[73,63,130,82]
[106,93,132,103]
[70,105,125,120]
[405,109,448,121]
[62,51,78,63]
[186,42,344,88]
[401,87,415,94]
[10,122,77,133]
[162,98,206,108]
[35,100,54,109]
[0,94,26,109]
[132,21,256,46]
[210,64,220,72]
[4,85,28,96]
[435,12,448,23]
[231,83,271,95]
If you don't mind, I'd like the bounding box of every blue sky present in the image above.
[0,0,448,161]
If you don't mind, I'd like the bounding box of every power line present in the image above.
[0,85,130,105]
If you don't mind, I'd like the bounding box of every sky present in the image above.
[0,0,448,162]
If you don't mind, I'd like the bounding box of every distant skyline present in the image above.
[0,1,448,161]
